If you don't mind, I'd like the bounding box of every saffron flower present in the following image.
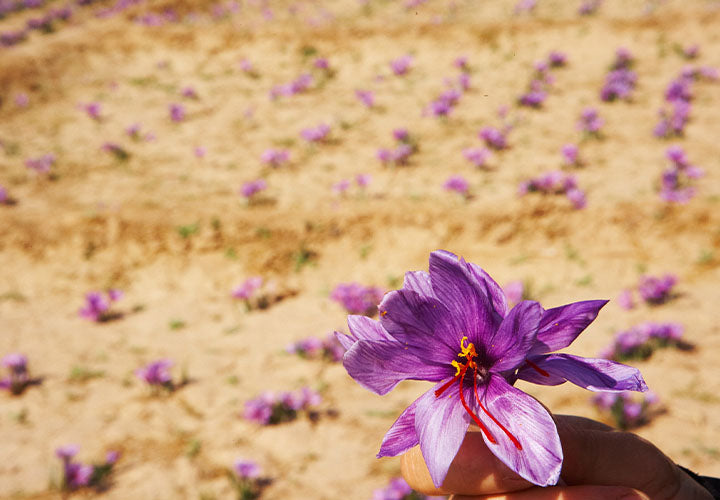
[286,333,346,362]
[561,144,580,167]
[0,185,8,205]
[260,148,289,167]
[231,459,265,499]
[637,274,677,304]
[330,282,384,315]
[337,250,646,487]
[390,55,413,76]
[78,290,123,322]
[599,322,684,361]
[0,353,37,395]
[300,123,331,143]
[80,102,102,120]
[239,179,267,200]
[135,359,174,390]
[25,153,55,174]
[232,277,263,301]
[56,445,118,491]
[169,103,186,122]
[577,107,603,136]
[244,388,322,425]
[356,173,372,188]
[592,391,660,430]
[443,175,470,198]
[355,89,375,108]
[333,179,351,195]
[463,147,491,169]
[479,126,509,150]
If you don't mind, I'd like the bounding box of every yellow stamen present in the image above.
[451,360,462,376]
[458,336,477,360]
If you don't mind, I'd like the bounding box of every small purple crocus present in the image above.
[181,86,198,99]
[169,103,186,122]
[479,126,508,150]
[548,51,567,68]
[561,144,580,167]
[637,274,677,304]
[331,283,385,315]
[232,277,263,300]
[300,123,331,143]
[81,102,102,120]
[135,359,174,388]
[194,146,206,158]
[617,289,635,310]
[443,175,469,198]
[355,89,375,108]
[566,188,587,209]
[0,353,32,394]
[577,107,603,135]
[390,55,413,76]
[234,459,260,480]
[356,173,372,188]
[0,185,8,204]
[79,290,122,322]
[25,154,55,174]
[56,445,93,490]
[463,147,491,169]
[337,250,646,487]
[518,88,546,108]
[261,148,289,167]
[239,179,267,199]
[332,179,351,195]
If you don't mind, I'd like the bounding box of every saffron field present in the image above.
[1,0,719,498]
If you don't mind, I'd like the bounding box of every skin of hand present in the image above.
[401,415,713,500]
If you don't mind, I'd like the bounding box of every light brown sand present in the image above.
[1,0,719,498]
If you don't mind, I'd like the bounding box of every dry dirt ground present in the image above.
[1,0,720,498]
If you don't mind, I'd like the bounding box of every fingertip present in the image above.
[451,485,650,500]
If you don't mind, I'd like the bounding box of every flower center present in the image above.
[434,336,522,451]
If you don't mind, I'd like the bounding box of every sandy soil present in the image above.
[1,0,720,498]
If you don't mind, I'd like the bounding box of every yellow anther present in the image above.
[451,360,462,376]
[458,336,477,359]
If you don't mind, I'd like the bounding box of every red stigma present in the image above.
[435,338,523,451]
[525,358,550,377]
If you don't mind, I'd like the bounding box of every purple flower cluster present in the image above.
[56,445,118,491]
[426,87,463,117]
[355,89,375,108]
[443,175,469,198]
[653,65,717,138]
[260,148,290,168]
[637,273,677,304]
[577,107,603,137]
[518,171,586,209]
[169,103,186,122]
[300,123,331,143]
[269,73,313,99]
[78,290,123,322]
[598,322,684,361]
[592,391,660,430]
[479,126,510,150]
[0,353,34,395]
[659,146,703,203]
[578,0,603,16]
[330,282,385,315]
[390,54,413,76]
[600,50,637,102]
[135,359,174,390]
[518,52,566,109]
[239,179,268,200]
[244,387,322,425]
[0,3,74,47]
[286,333,346,362]
[232,277,263,301]
[377,129,417,167]
[561,143,581,167]
[462,147,491,169]
[372,477,441,500]
[231,458,264,499]
[25,153,55,174]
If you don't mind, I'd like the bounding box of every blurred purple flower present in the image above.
[181,86,198,99]
[355,89,375,108]
[135,359,174,388]
[234,459,261,480]
[15,93,29,107]
[356,173,372,188]
[79,290,122,322]
[332,179,351,195]
[503,281,524,308]
[25,153,55,174]
[390,55,413,76]
[261,148,289,167]
[592,391,660,430]
[577,108,603,135]
[617,289,635,310]
[232,277,263,300]
[548,51,567,68]
[479,126,508,150]
[81,102,102,120]
[244,387,322,425]
[565,188,587,209]
[443,175,469,197]
[330,282,384,315]
[561,144,580,166]
[239,179,267,199]
[169,103,186,122]
[638,274,677,304]
[301,123,331,143]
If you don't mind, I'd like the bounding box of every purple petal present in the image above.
[378,398,420,457]
[343,340,449,395]
[517,354,648,392]
[489,300,542,371]
[347,315,394,342]
[476,374,562,487]
[467,262,509,317]
[403,271,436,299]
[334,331,355,351]
[429,251,504,348]
[415,383,470,488]
[530,300,608,355]
[379,289,460,364]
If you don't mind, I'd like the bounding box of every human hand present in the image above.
[401,414,713,500]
